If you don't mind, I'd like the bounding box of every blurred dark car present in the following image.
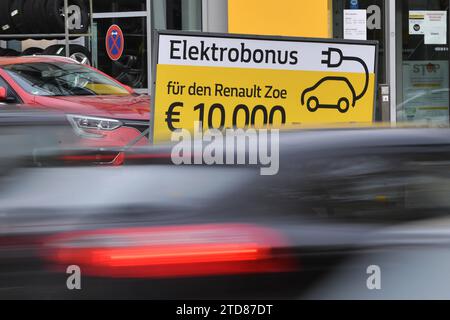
[0,104,131,168]
[0,103,79,170]
[3,127,450,299]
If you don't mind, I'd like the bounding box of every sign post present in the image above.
[150,31,378,144]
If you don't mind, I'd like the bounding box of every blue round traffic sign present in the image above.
[106,24,124,61]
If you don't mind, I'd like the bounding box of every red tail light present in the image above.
[124,153,173,160]
[44,224,294,278]
[59,152,125,166]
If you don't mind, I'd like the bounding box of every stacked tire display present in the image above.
[0,0,91,64]
[0,44,92,65]
[0,0,89,35]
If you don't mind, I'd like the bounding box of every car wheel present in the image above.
[22,0,51,36]
[0,48,20,56]
[36,0,52,34]
[0,0,17,34]
[43,44,92,65]
[9,0,28,33]
[113,55,146,88]
[21,47,45,56]
[22,0,37,33]
[307,97,319,112]
[337,98,350,113]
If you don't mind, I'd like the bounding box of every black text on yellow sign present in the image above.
[151,32,378,143]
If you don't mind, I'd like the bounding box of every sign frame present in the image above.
[149,30,379,144]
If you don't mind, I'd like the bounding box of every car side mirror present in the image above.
[0,87,7,101]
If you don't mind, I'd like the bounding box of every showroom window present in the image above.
[396,0,449,126]
[93,1,150,92]
[333,0,450,125]
[153,0,203,31]
[94,0,147,13]
[333,0,386,121]
[94,17,148,90]
[92,0,203,93]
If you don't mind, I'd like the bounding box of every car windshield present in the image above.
[2,62,130,97]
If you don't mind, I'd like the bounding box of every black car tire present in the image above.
[22,0,51,35]
[47,0,89,34]
[0,48,21,56]
[114,55,145,88]
[43,44,91,65]
[22,0,36,33]
[21,47,45,56]
[37,0,53,34]
[9,0,28,33]
[0,0,17,34]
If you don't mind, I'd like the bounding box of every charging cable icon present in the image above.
[301,48,369,113]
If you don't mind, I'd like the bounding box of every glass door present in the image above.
[333,0,387,120]
[396,0,449,126]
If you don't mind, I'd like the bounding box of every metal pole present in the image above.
[64,0,70,58]
[387,0,397,124]
[89,0,96,67]
[148,0,155,145]
[147,0,152,96]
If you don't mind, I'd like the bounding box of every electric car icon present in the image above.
[301,47,369,114]
[301,77,357,113]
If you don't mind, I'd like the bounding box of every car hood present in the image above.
[34,95,151,121]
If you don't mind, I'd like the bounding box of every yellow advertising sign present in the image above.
[151,32,378,143]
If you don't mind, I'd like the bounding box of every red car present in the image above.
[0,56,151,152]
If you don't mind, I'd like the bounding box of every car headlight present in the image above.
[67,114,123,138]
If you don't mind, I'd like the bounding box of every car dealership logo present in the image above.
[171,122,280,176]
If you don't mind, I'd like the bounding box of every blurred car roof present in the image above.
[0,104,68,124]
[122,126,450,163]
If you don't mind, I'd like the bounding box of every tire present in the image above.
[43,44,91,65]
[9,0,28,33]
[22,0,36,33]
[21,47,45,56]
[0,0,17,34]
[36,0,52,34]
[46,0,89,34]
[337,98,350,113]
[0,48,20,56]
[307,96,319,112]
[114,55,145,88]
[22,0,51,35]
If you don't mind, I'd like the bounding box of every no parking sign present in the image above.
[106,24,124,61]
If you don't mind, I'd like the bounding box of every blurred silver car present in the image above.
[2,127,450,299]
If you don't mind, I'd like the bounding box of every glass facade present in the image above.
[334,0,449,125]
[153,0,202,31]
[396,0,449,126]
[93,0,203,92]
[333,0,386,121]
[95,17,148,89]
[93,0,147,13]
